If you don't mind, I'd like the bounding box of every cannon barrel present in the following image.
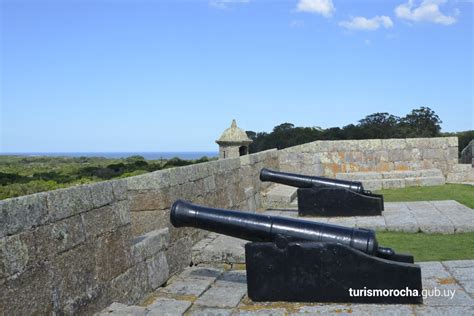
[260,168,365,192]
[170,200,394,259]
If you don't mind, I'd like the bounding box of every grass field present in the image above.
[377,231,474,262]
[377,184,474,209]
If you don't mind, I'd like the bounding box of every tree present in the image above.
[400,107,442,137]
[273,123,295,133]
[357,112,401,139]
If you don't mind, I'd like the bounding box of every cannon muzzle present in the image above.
[171,199,395,260]
[260,168,365,192]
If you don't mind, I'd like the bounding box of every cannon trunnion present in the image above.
[260,168,384,217]
[171,200,423,304]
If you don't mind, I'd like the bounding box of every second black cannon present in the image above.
[260,168,384,217]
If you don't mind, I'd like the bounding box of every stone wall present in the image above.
[126,149,279,274]
[279,137,458,177]
[0,181,164,315]
[0,149,278,315]
[460,140,473,166]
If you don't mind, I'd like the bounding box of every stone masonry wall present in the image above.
[126,149,279,274]
[0,149,278,315]
[0,180,156,315]
[279,137,458,177]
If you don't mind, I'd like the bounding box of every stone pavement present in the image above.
[191,200,474,265]
[99,260,474,315]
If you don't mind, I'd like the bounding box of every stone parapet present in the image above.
[279,137,458,178]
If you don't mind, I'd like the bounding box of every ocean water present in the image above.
[1,152,219,160]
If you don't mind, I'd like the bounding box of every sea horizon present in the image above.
[0,151,219,160]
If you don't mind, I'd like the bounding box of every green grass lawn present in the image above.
[377,231,474,262]
[377,183,474,209]
[374,184,474,261]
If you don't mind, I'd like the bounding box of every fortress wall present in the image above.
[0,149,279,314]
[279,137,458,178]
[0,180,141,314]
[126,148,279,274]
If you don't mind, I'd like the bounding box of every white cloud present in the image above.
[339,16,394,31]
[296,0,335,17]
[395,0,457,25]
[209,0,249,9]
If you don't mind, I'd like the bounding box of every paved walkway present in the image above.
[99,260,474,315]
[274,200,474,234]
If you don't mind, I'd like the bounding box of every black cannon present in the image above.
[260,168,384,217]
[171,200,422,304]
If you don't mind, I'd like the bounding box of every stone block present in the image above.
[405,177,422,187]
[445,136,458,147]
[146,251,169,290]
[406,138,429,149]
[362,180,382,191]
[192,234,246,265]
[0,262,54,315]
[381,138,407,150]
[420,176,445,186]
[47,185,94,222]
[415,306,474,316]
[387,149,404,161]
[448,147,459,160]
[188,307,234,316]
[130,209,170,238]
[358,139,382,151]
[52,242,97,307]
[37,214,86,256]
[95,226,132,282]
[375,162,394,172]
[82,205,119,239]
[261,184,297,208]
[89,181,114,208]
[146,298,192,316]
[428,137,448,148]
[383,210,419,233]
[0,193,48,238]
[419,168,443,177]
[382,170,417,179]
[166,235,194,275]
[327,217,357,227]
[382,179,405,189]
[111,179,128,201]
[129,188,170,211]
[110,261,150,305]
[393,161,411,171]
[131,228,170,264]
[423,148,445,160]
[407,205,455,234]
[61,283,112,315]
[194,285,245,308]
[98,302,147,316]
[0,230,38,277]
[126,170,170,191]
[114,200,131,227]
[355,216,386,231]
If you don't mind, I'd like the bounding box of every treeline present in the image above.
[0,155,214,199]
[247,107,473,155]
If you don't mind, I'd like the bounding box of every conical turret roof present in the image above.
[216,119,252,144]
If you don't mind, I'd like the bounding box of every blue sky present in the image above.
[1,0,472,152]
